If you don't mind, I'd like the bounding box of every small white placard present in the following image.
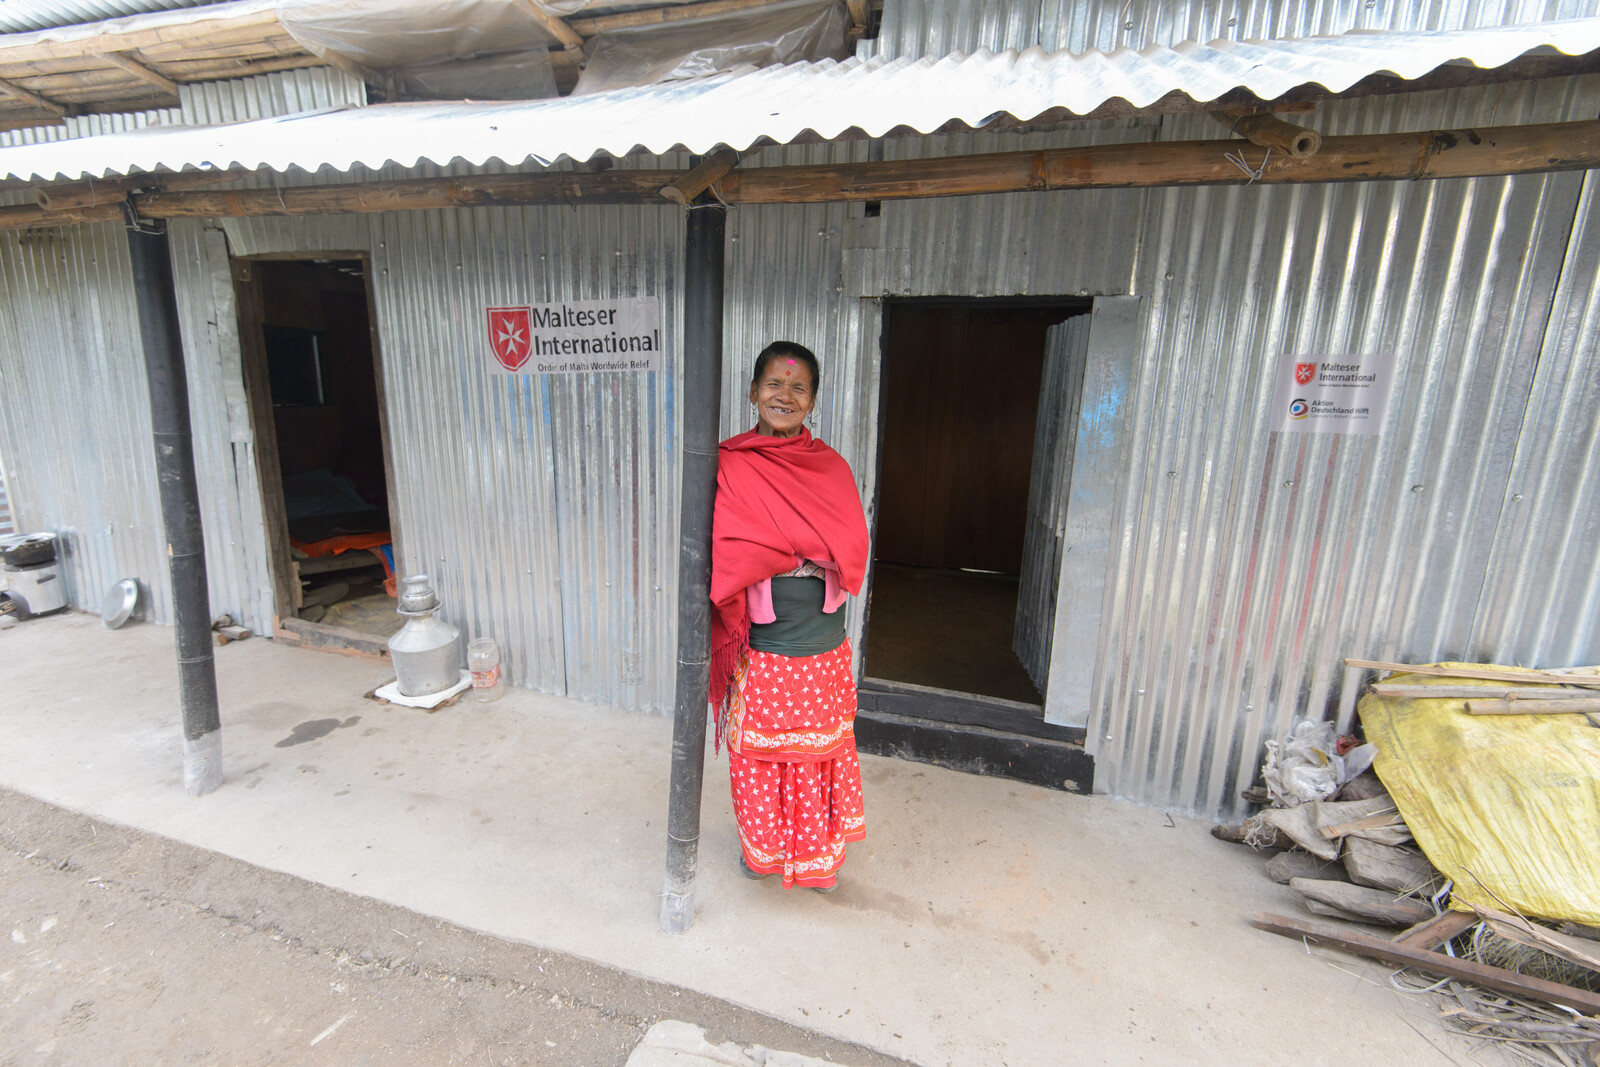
[1269,354,1396,435]
[486,298,661,374]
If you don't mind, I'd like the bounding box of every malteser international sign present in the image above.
[1269,354,1396,435]
[486,298,661,374]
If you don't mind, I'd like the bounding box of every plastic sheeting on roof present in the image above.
[1,17,1597,181]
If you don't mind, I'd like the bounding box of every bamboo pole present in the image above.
[1213,110,1322,159]
[35,167,251,210]
[2,120,1597,232]
[716,121,1600,203]
[135,170,682,218]
[659,149,740,205]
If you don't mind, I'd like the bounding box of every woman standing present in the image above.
[709,341,870,892]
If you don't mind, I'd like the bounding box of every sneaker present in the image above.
[738,855,768,880]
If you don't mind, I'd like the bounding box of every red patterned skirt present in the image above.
[725,639,865,889]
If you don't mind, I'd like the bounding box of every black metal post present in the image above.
[127,223,222,796]
[661,196,726,933]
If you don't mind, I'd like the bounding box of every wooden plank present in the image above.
[1342,837,1443,896]
[1393,910,1477,950]
[1474,906,1600,972]
[1265,850,1349,885]
[99,51,180,97]
[1289,878,1435,927]
[1252,911,1600,1015]
[1369,683,1587,700]
[0,75,67,115]
[294,552,384,576]
[231,258,299,622]
[277,616,389,659]
[1346,658,1600,689]
[1464,697,1600,715]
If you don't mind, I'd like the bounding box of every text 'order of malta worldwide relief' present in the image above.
[1269,354,1397,435]
[485,298,662,375]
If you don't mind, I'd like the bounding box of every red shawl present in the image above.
[709,428,869,715]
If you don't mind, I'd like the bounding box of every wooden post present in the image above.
[1213,110,1322,158]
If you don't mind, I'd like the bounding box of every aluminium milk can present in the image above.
[388,575,462,697]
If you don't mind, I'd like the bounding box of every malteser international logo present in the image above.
[486,306,532,371]
[1273,353,1395,436]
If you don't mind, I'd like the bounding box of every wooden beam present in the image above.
[1347,658,1600,689]
[1252,911,1600,1015]
[3,119,1597,233]
[100,51,180,97]
[0,75,67,116]
[134,169,684,218]
[718,121,1600,203]
[659,149,740,204]
[34,167,251,210]
[845,0,870,34]
[520,1,586,59]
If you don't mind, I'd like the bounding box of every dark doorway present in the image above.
[865,302,1081,702]
[855,300,1094,792]
[234,257,400,646]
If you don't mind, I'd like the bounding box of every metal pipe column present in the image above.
[127,223,223,796]
[660,198,726,933]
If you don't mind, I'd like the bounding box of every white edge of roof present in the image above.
[1,17,1598,183]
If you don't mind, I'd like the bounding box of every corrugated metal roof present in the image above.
[0,0,218,34]
[3,17,1598,181]
[0,0,271,42]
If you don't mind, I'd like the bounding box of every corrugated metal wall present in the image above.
[0,221,171,620]
[0,68,363,628]
[3,18,1598,812]
[362,178,686,708]
[1015,312,1090,690]
[870,0,1600,58]
[720,74,1600,813]
[1471,171,1600,668]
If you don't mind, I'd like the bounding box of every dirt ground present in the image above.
[0,788,910,1067]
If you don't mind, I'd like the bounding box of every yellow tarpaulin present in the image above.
[1358,664,1600,927]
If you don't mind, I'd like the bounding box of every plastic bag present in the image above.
[1261,719,1376,806]
[571,0,848,96]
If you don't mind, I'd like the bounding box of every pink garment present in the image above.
[745,559,846,624]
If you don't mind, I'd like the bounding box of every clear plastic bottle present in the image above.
[467,637,504,702]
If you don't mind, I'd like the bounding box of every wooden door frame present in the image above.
[230,251,400,630]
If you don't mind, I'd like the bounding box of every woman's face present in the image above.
[749,356,815,438]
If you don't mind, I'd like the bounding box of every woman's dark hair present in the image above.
[751,341,820,392]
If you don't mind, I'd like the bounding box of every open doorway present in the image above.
[233,256,400,647]
[857,300,1092,778]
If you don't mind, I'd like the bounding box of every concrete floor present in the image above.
[0,612,1495,1067]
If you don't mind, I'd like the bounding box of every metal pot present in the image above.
[387,575,461,697]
